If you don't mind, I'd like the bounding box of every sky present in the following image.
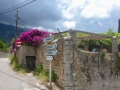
[0,0,120,33]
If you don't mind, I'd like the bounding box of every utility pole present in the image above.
[14,11,18,57]
[15,11,18,38]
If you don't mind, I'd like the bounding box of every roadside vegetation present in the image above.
[9,55,57,82]
[9,55,30,74]
[33,64,57,82]
[0,39,8,52]
[76,29,120,53]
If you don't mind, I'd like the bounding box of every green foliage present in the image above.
[77,29,117,52]
[51,70,57,82]
[10,55,30,73]
[77,33,89,37]
[89,40,100,46]
[100,38,112,47]
[33,64,43,75]
[33,64,57,82]
[100,28,120,46]
[62,33,69,37]
[0,39,8,52]
[106,28,115,36]
[115,53,120,72]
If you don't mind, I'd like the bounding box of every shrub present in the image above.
[0,39,8,52]
[51,70,57,82]
[33,64,57,82]
[20,29,50,47]
[33,64,43,75]
[115,53,120,72]
[10,55,30,73]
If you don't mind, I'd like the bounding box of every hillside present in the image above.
[0,23,26,46]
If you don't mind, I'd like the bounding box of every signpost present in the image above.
[44,35,57,88]
[16,38,22,47]
[46,50,57,56]
[43,36,54,42]
[46,56,53,61]
[46,44,57,49]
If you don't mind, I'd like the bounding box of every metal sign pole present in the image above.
[49,61,52,88]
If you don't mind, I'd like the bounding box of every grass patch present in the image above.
[10,55,30,73]
[33,64,57,82]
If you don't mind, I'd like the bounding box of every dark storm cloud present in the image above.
[0,0,63,30]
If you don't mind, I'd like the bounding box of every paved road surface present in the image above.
[0,58,41,90]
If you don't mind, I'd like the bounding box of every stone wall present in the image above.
[16,40,64,87]
[16,34,120,90]
[72,49,120,90]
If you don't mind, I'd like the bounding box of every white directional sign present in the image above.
[46,56,53,61]
[46,50,57,56]
[44,36,54,42]
[46,43,57,50]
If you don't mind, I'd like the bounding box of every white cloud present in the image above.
[31,26,55,32]
[63,21,76,29]
[81,0,120,18]
[58,0,120,19]
[89,20,103,26]
[34,26,44,30]
[58,0,87,19]
[62,9,74,19]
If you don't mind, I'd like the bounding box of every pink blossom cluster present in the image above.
[20,29,50,47]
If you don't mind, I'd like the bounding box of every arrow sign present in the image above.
[46,43,57,50]
[46,50,57,56]
[46,56,53,61]
[44,36,54,42]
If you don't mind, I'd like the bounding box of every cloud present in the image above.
[58,0,120,19]
[81,0,120,18]
[0,0,63,31]
[0,0,120,33]
[58,0,87,19]
[63,21,76,29]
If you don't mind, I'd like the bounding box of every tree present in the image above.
[118,19,120,33]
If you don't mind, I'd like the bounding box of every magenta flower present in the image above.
[20,29,51,47]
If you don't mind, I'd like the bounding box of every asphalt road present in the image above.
[0,58,40,90]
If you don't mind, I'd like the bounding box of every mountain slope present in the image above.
[0,23,26,46]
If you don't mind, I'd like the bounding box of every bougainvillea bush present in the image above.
[20,29,50,47]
